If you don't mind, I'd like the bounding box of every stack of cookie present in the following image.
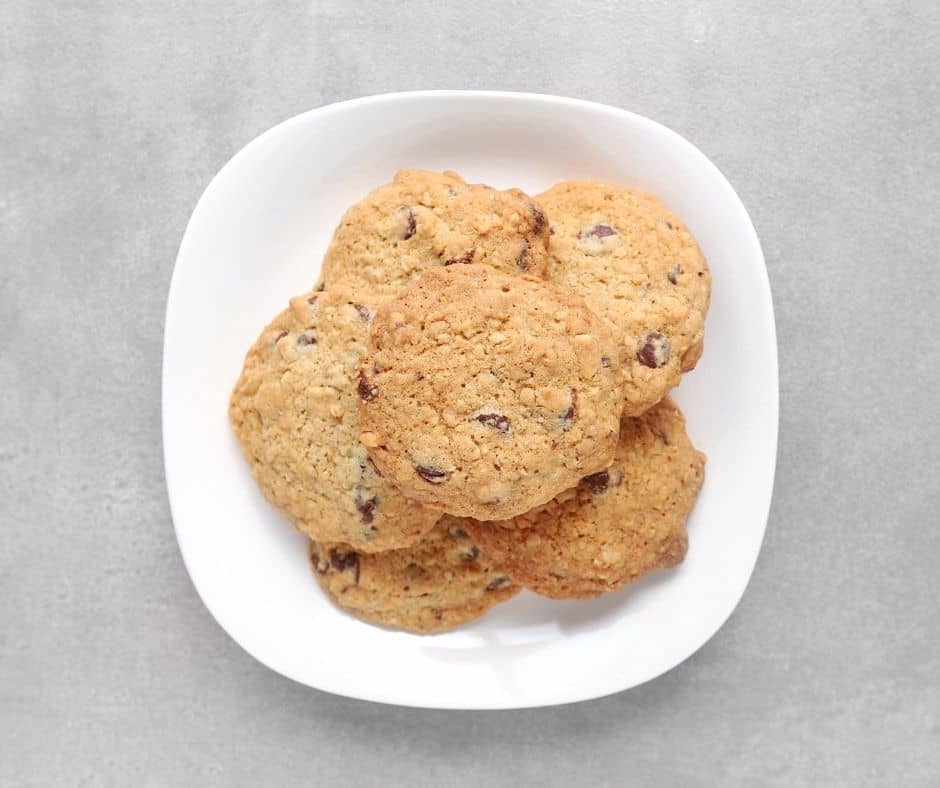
[230,169,710,633]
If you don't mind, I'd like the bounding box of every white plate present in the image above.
[163,91,777,709]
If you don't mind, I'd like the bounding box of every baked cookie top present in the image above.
[229,287,440,551]
[462,398,705,599]
[309,516,519,634]
[320,168,549,300]
[537,181,711,416]
[357,264,623,520]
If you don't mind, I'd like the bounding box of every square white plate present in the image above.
[163,91,777,709]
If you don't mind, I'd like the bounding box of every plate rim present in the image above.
[162,89,778,709]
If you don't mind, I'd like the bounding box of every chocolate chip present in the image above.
[443,248,475,266]
[559,389,578,425]
[474,413,510,432]
[329,549,360,583]
[486,575,511,591]
[666,221,674,230]
[355,493,377,524]
[399,206,416,240]
[657,429,670,445]
[579,470,610,495]
[667,265,680,285]
[353,303,371,322]
[307,294,319,305]
[530,203,547,234]
[414,463,447,484]
[459,544,480,562]
[296,329,317,346]
[515,245,530,272]
[357,371,378,401]
[580,224,617,239]
[601,355,612,368]
[637,332,670,369]
[447,523,468,539]
[366,456,383,478]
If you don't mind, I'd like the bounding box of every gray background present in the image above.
[2,1,938,785]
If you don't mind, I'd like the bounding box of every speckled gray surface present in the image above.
[2,1,939,785]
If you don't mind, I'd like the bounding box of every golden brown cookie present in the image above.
[320,168,549,300]
[357,264,623,521]
[229,288,440,551]
[462,398,705,599]
[309,516,519,634]
[537,181,711,416]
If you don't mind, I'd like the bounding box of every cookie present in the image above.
[309,516,519,633]
[536,181,711,416]
[320,168,549,300]
[229,287,440,551]
[461,398,705,599]
[357,263,623,520]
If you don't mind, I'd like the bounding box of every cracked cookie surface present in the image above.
[309,516,519,633]
[357,264,623,520]
[229,287,440,551]
[537,181,711,416]
[461,398,705,598]
[320,168,549,300]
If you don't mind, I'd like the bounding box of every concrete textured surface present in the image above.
[2,1,939,785]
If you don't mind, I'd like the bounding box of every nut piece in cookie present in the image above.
[309,516,519,634]
[462,398,705,599]
[357,264,623,520]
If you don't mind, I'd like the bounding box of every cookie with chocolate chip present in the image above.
[461,398,705,598]
[229,287,439,551]
[357,264,623,520]
[320,169,549,301]
[309,516,519,634]
[537,181,711,416]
